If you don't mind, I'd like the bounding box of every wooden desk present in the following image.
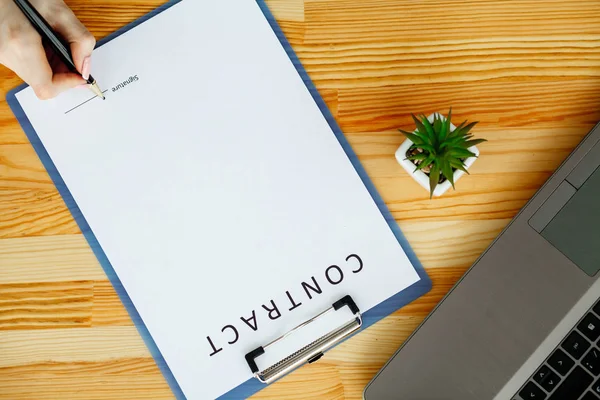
[1,1,599,399]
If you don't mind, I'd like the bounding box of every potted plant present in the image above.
[395,109,486,198]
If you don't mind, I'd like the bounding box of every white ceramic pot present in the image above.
[395,113,479,197]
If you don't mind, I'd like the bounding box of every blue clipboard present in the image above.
[6,1,432,398]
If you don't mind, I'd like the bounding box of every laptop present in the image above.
[364,121,600,400]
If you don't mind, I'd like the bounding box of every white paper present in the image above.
[14,1,420,398]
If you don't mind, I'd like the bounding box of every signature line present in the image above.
[65,90,109,115]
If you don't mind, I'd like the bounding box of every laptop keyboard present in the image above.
[514,299,600,400]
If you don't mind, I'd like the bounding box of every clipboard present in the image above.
[6,1,432,398]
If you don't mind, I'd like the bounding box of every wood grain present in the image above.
[1,0,599,399]
[0,281,93,330]
[0,235,104,284]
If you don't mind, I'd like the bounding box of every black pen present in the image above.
[12,0,105,99]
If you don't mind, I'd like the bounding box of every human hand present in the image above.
[0,0,96,99]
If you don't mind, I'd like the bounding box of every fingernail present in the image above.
[81,56,91,80]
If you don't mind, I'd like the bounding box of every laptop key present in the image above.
[519,381,546,399]
[539,369,561,392]
[562,331,591,359]
[549,366,593,400]
[582,392,600,400]
[579,313,600,342]
[593,377,600,396]
[548,349,575,375]
[583,348,600,375]
[532,365,561,392]
[533,365,552,384]
[594,300,600,317]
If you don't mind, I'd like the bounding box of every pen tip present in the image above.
[89,81,105,100]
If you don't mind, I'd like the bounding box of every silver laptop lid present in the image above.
[364,123,600,400]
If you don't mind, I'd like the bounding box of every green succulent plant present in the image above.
[400,109,486,198]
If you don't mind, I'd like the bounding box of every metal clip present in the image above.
[245,295,362,384]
